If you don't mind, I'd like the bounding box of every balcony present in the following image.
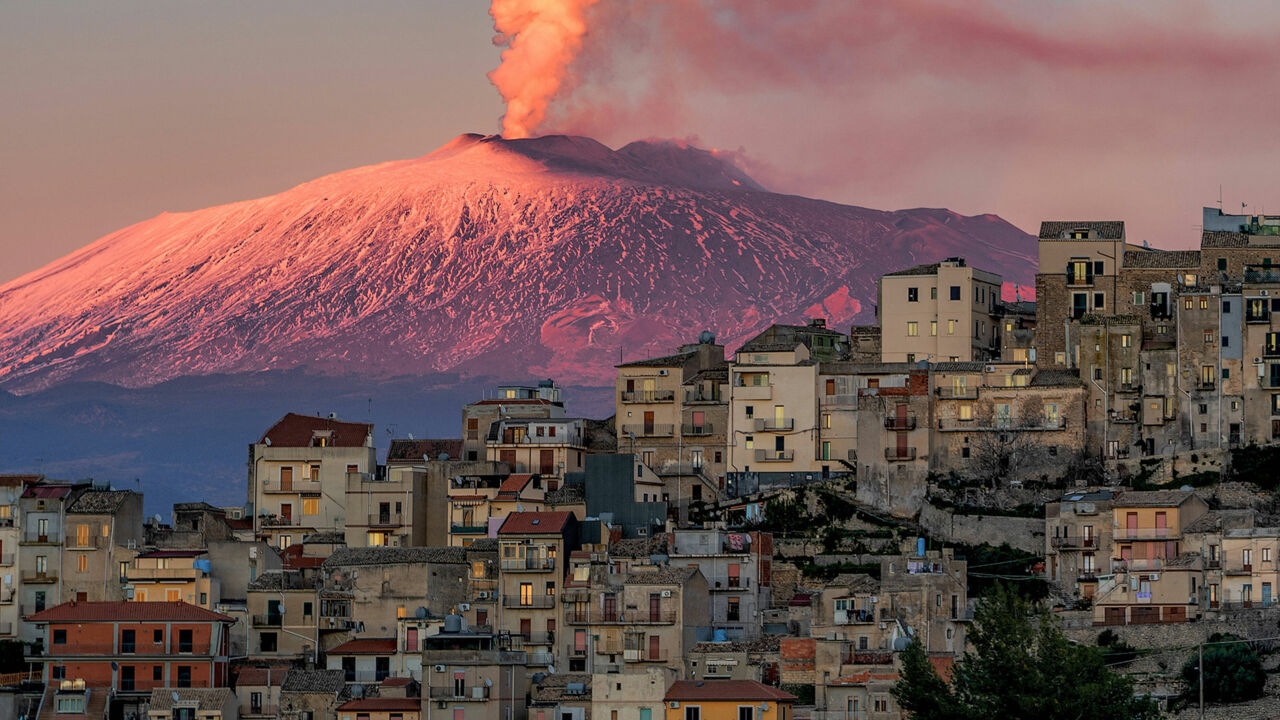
[0,553,14,566]
[937,417,1067,432]
[429,686,490,701]
[66,535,104,550]
[451,524,488,535]
[565,609,677,625]
[1051,536,1100,549]
[1265,344,1280,359]
[884,447,917,462]
[130,567,202,581]
[500,557,556,572]
[502,595,556,609]
[1113,528,1180,541]
[883,414,917,431]
[842,650,893,665]
[681,423,715,436]
[260,516,305,528]
[624,648,668,663]
[753,449,794,463]
[1066,271,1094,287]
[1206,558,1222,569]
[1224,564,1254,576]
[21,571,57,584]
[1196,380,1216,391]
[19,533,59,546]
[753,417,794,432]
[732,384,772,401]
[240,705,279,717]
[526,652,555,666]
[936,387,979,399]
[834,610,875,625]
[252,614,284,628]
[820,393,859,406]
[620,424,675,438]
[264,480,322,495]
[710,578,750,592]
[366,513,404,528]
[503,631,554,646]
[621,390,676,404]
[686,389,723,404]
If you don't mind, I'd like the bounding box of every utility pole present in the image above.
[1199,641,1205,720]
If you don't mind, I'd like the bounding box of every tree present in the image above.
[893,583,1160,720]
[1180,633,1265,704]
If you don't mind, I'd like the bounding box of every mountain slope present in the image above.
[0,133,1037,392]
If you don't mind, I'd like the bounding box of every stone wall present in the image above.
[918,502,1043,553]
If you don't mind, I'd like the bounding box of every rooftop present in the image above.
[28,600,233,624]
[338,698,423,711]
[617,351,694,368]
[323,546,466,567]
[498,511,574,535]
[625,566,701,586]
[147,688,234,711]
[1115,490,1198,508]
[328,637,396,655]
[531,673,593,703]
[232,665,291,687]
[1123,249,1202,269]
[666,680,798,702]
[259,412,372,448]
[67,489,137,514]
[281,669,346,695]
[1038,221,1124,240]
[388,438,463,462]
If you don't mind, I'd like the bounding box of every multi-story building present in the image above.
[248,413,376,549]
[665,528,771,641]
[0,475,28,641]
[61,489,145,603]
[146,688,238,720]
[1035,221,1127,367]
[496,511,579,668]
[447,472,549,547]
[422,618,528,720]
[29,600,234,719]
[127,549,220,607]
[727,338,825,489]
[345,461,422,548]
[876,549,969,655]
[18,481,86,642]
[279,669,346,720]
[1044,490,1118,600]
[877,258,1004,363]
[462,381,566,462]
[663,680,797,720]
[1217,526,1280,610]
[486,418,588,487]
[246,569,320,663]
[1092,490,1209,625]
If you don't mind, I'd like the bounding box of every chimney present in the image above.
[808,318,827,329]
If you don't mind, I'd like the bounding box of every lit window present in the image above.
[930,321,937,336]
[907,322,918,337]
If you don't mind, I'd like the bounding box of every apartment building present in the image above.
[345,461,425,548]
[462,381,566,462]
[0,476,27,641]
[1218,527,1280,609]
[61,489,145,603]
[486,418,587,487]
[877,549,969,655]
[246,569,320,663]
[663,680,796,720]
[727,338,824,489]
[1044,490,1118,599]
[422,618,528,720]
[127,549,219,607]
[1092,490,1209,625]
[248,413,376,548]
[147,688,238,720]
[18,482,86,642]
[496,511,579,668]
[665,528,771,641]
[1035,221,1127,367]
[877,258,1003,363]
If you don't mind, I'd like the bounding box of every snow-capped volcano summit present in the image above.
[0,133,1036,393]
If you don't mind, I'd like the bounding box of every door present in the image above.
[1154,512,1167,538]
[648,634,660,661]
[120,665,134,692]
[280,467,293,491]
[603,594,617,621]
[775,435,785,459]
[649,593,661,622]
[774,405,785,428]
[692,411,705,433]
[406,627,418,652]
[539,449,555,475]
[643,411,655,435]
[519,618,531,639]
[500,449,516,467]
[379,502,390,524]
[896,404,908,429]
[267,600,282,626]
[896,432,908,458]
[280,504,292,522]
[1264,583,1273,608]
[1126,512,1138,539]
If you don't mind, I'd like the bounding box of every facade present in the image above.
[462,382,566,462]
[18,482,86,642]
[422,620,528,720]
[128,549,220,607]
[496,511,579,668]
[246,569,320,663]
[1044,490,1118,599]
[666,528,772,641]
[877,258,1004,363]
[248,413,376,549]
[485,418,588,486]
[663,680,796,720]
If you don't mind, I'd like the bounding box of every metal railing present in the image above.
[260,516,305,527]
[754,418,794,431]
[884,447,917,461]
[753,449,794,463]
[624,648,669,663]
[264,480,322,495]
[451,524,488,534]
[19,533,59,544]
[252,615,283,627]
[0,553,14,566]
[883,415,916,430]
[681,423,715,436]
[936,387,979,399]
[21,572,57,584]
[937,417,1067,431]
[429,686,490,701]
[526,652,555,666]
[565,609,676,625]
[1051,536,1100,549]
[502,595,556,609]
[1112,528,1180,541]
[240,705,279,717]
[500,557,556,571]
[819,393,859,406]
[621,390,676,404]
[620,424,675,438]
[66,535,104,550]
[366,513,404,527]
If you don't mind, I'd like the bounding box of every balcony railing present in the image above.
[19,533,59,545]
[936,387,979,399]
[937,417,1067,432]
[129,567,202,580]
[1066,272,1094,287]
[366,513,404,527]
[843,650,893,665]
[883,415,917,431]
[240,705,279,717]
[429,686,490,701]
[620,424,675,438]
[0,553,14,566]
[753,449,794,463]
[504,631,554,645]
[21,572,57,584]
[66,535,104,550]
[526,652,555,666]
[1051,536,1100,549]
[260,516,305,527]
[1113,528,1179,541]
[820,393,859,406]
[884,447,917,461]
[502,595,556,609]
[264,480,322,495]
[1264,344,1280,358]
[624,648,668,663]
[565,609,677,625]
[754,418,794,432]
[451,524,488,535]
[500,557,556,571]
[621,390,676,404]
[1197,380,1216,391]
[252,615,284,628]
[834,610,875,624]
[681,423,715,436]
[1224,564,1254,576]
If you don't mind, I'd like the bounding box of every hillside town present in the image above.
[6,206,1280,719]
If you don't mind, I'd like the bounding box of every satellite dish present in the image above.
[484,678,492,687]
[111,662,118,670]
[171,691,180,703]
[153,514,162,525]
[264,437,272,446]
[547,665,556,675]
[415,607,428,619]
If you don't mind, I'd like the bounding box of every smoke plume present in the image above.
[487,0,599,139]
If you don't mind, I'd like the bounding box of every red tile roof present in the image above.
[829,672,899,686]
[338,697,421,711]
[0,474,41,487]
[380,676,415,687]
[279,544,324,570]
[227,517,253,530]
[497,474,534,496]
[22,484,76,499]
[387,438,464,462]
[666,680,797,702]
[258,412,372,448]
[28,600,234,624]
[328,637,396,655]
[498,511,573,535]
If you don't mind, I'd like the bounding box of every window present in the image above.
[1133,291,1145,305]
[1265,548,1272,563]
[685,707,701,720]
[738,707,755,720]
[726,597,740,621]
[53,629,66,645]
[1093,292,1104,309]
[1120,367,1133,386]
[167,589,181,602]
[947,319,956,335]
[907,321,918,337]
[260,632,277,653]
[154,665,163,681]
[1184,297,1194,309]
[930,287,937,300]
[177,666,191,688]
[121,629,136,653]
[1222,368,1230,380]
[950,286,961,301]
[520,583,533,606]
[302,498,318,515]
[77,554,87,573]
[958,404,972,421]
[822,413,831,429]
[178,629,193,653]
[1121,334,1131,348]
[1218,257,1228,271]
[907,287,918,302]
[1204,330,1214,344]
[153,629,163,644]
[930,320,937,336]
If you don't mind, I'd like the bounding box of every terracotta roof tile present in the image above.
[328,637,396,655]
[258,412,371,448]
[666,680,797,702]
[497,474,534,496]
[1038,221,1124,240]
[338,698,422,711]
[388,438,463,462]
[28,600,234,624]
[498,511,573,535]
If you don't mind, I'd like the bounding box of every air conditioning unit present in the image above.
[459,603,471,611]
[658,369,669,376]
[870,596,878,603]
[1255,358,1264,364]
[438,701,449,709]
[477,591,490,599]
[984,365,996,373]
[1150,573,1159,581]
[660,590,672,598]
[434,665,446,673]
[669,702,681,709]
[1263,290,1271,297]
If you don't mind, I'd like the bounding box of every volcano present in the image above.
[0,133,1037,394]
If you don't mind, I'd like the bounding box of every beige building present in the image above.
[127,549,220,607]
[345,462,427,548]
[1035,221,1127,367]
[496,511,578,668]
[1044,490,1117,600]
[877,258,1003,363]
[485,418,587,486]
[590,667,667,720]
[0,476,26,640]
[247,568,320,663]
[248,413,376,549]
[60,489,144,603]
[422,620,528,720]
[462,382,565,462]
[1219,527,1280,609]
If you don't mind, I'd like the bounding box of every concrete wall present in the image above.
[918,502,1043,553]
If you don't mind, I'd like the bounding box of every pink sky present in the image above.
[4,1,1280,283]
